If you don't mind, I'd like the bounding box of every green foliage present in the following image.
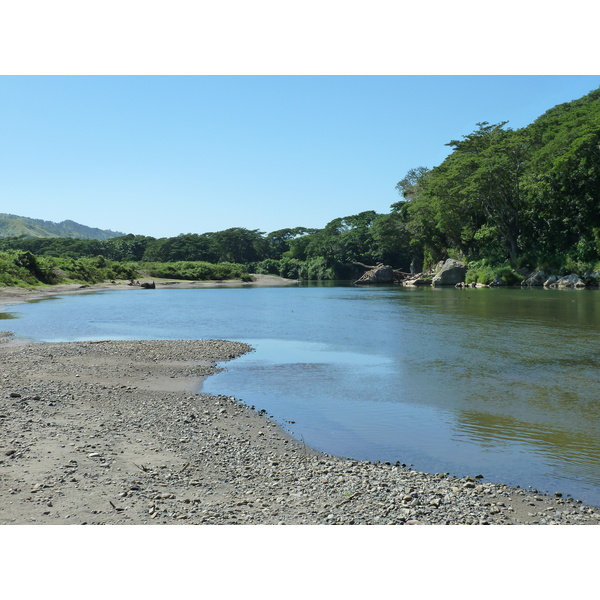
[141,261,250,281]
[398,87,600,272]
[465,262,497,285]
[465,260,524,285]
[0,249,138,287]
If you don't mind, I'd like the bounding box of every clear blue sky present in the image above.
[1,75,599,239]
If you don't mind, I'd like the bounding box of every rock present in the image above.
[554,274,586,289]
[490,276,506,287]
[403,275,433,286]
[431,259,467,286]
[521,270,547,286]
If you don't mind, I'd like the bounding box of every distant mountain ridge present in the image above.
[0,213,125,240]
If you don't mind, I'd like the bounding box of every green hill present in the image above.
[0,214,125,240]
[394,86,600,270]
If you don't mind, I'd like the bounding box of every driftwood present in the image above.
[353,262,412,284]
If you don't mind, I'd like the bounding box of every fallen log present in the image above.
[353,262,411,284]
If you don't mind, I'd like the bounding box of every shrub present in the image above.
[466,260,524,285]
[141,261,251,281]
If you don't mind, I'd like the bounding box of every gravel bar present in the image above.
[1,336,599,525]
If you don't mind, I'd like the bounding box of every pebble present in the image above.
[1,336,599,526]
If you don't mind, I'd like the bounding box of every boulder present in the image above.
[490,276,507,287]
[403,275,433,286]
[521,270,547,286]
[544,275,559,287]
[431,259,467,286]
[548,274,586,289]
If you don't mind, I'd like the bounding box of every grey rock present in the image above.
[521,271,547,286]
[552,274,586,289]
[431,259,467,286]
[490,276,507,287]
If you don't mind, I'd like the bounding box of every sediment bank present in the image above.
[1,333,599,525]
[2,279,599,525]
[0,274,299,312]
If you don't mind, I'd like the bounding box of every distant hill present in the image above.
[0,214,125,240]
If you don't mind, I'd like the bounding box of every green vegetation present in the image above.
[142,261,252,282]
[464,260,524,286]
[0,250,137,287]
[0,214,124,239]
[1,87,599,287]
[395,88,600,272]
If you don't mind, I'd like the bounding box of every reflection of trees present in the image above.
[402,286,600,329]
[455,409,600,469]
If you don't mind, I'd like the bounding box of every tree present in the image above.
[402,123,527,262]
[265,227,314,259]
[395,166,431,202]
[208,228,267,263]
[472,128,529,261]
[369,212,412,270]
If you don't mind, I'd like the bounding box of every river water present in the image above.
[3,284,600,506]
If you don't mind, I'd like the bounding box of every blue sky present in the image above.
[1,75,599,238]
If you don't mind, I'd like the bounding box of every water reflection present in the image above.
[456,409,600,465]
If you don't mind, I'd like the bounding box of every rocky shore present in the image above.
[2,330,599,525]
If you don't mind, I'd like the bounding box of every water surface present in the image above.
[3,284,600,505]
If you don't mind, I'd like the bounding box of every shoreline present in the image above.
[0,274,299,311]
[1,281,599,524]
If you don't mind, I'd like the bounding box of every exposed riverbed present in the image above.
[2,335,598,525]
[1,280,600,524]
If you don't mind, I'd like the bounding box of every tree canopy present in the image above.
[1,87,599,282]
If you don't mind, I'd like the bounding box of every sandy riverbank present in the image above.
[1,279,599,524]
[0,274,298,311]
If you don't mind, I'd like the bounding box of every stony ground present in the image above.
[1,334,598,525]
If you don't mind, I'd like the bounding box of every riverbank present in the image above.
[1,332,599,524]
[0,274,298,311]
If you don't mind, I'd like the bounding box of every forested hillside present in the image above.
[394,87,600,274]
[1,87,599,286]
[0,214,124,240]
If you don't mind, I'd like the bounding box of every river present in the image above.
[3,283,600,506]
